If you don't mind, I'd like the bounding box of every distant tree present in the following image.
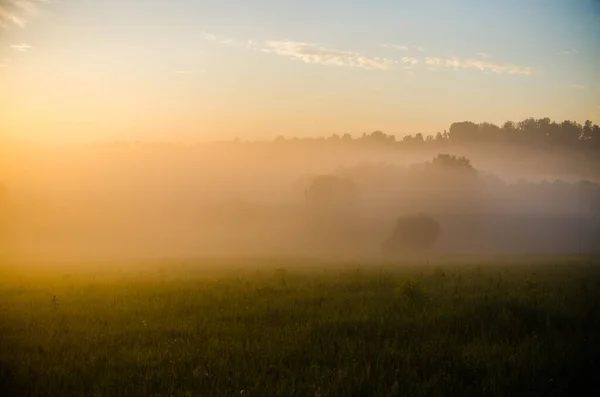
[431,153,474,172]
[328,133,341,142]
[478,122,501,142]
[582,120,593,140]
[448,121,479,144]
[361,130,395,144]
[382,213,440,257]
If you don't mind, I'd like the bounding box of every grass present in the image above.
[1,258,599,396]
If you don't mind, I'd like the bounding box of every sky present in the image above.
[0,0,599,144]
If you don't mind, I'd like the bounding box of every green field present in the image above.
[1,258,599,397]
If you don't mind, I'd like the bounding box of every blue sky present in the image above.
[0,0,599,143]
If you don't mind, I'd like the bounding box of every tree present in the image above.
[361,130,395,145]
[328,134,341,142]
[448,121,479,144]
[341,133,353,142]
[431,153,474,172]
[582,120,593,140]
[477,122,501,142]
[382,213,440,257]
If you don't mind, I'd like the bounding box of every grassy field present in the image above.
[1,257,599,397]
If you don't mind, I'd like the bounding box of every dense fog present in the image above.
[1,139,599,261]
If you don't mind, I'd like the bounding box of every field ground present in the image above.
[1,257,599,396]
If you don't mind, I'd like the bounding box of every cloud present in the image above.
[263,41,395,70]
[381,44,424,52]
[200,31,531,77]
[201,31,217,41]
[10,43,32,52]
[425,57,442,66]
[0,58,10,68]
[424,55,531,75]
[558,48,579,55]
[0,0,47,30]
[401,56,419,67]
[245,39,258,50]
[568,84,586,90]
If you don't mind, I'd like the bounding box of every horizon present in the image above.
[1,0,599,144]
[2,116,599,148]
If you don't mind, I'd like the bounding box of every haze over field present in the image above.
[2,3,600,397]
[1,0,599,261]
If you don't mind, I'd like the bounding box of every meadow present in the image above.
[1,257,599,397]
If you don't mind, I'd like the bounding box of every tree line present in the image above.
[272,117,600,151]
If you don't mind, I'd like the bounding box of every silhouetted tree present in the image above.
[449,121,479,144]
[261,117,600,152]
[431,153,474,171]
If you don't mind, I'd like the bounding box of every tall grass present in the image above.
[1,259,598,396]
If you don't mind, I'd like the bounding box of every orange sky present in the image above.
[1,0,598,144]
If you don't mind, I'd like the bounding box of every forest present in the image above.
[267,117,600,151]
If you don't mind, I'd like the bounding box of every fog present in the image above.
[1,140,599,261]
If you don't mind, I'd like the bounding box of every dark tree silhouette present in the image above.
[265,117,600,152]
[430,153,474,171]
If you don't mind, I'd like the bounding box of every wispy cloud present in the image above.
[381,43,425,52]
[0,58,10,68]
[424,56,532,75]
[401,56,419,67]
[0,0,48,30]
[245,39,259,50]
[200,31,531,77]
[201,30,245,47]
[201,31,216,41]
[10,43,32,52]
[557,48,579,55]
[568,84,586,90]
[263,41,395,70]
